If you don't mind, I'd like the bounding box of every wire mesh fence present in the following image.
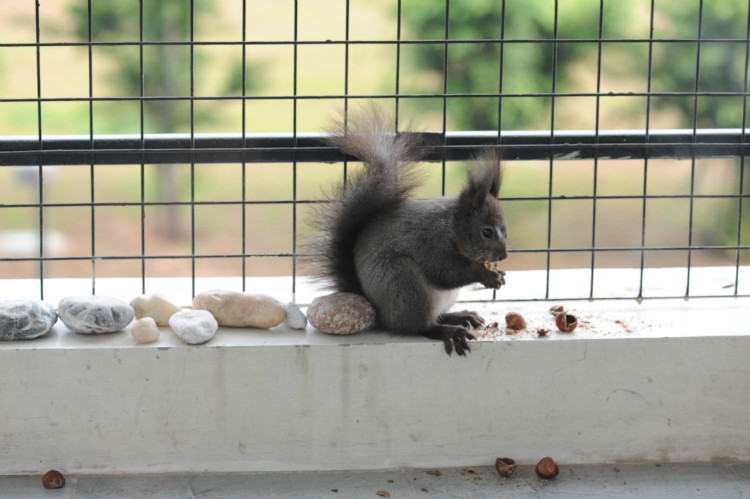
[0,0,747,302]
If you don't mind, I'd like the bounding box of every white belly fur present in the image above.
[429,287,460,320]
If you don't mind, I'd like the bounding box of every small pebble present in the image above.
[131,317,159,344]
[193,290,286,329]
[130,294,181,326]
[58,296,134,334]
[284,302,307,330]
[0,300,57,340]
[307,292,375,335]
[169,309,218,345]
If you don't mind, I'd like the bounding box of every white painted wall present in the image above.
[0,295,748,474]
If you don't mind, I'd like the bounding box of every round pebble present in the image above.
[58,296,134,334]
[169,309,218,345]
[0,300,57,340]
[284,302,307,330]
[307,292,375,335]
[131,317,159,344]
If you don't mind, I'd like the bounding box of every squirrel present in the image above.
[310,107,508,356]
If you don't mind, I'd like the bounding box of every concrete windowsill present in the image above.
[0,268,748,475]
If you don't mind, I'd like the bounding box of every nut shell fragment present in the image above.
[495,457,517,477]
[555,312,578,332]
[42,470,65,489]
[549,305,565,316]
[505,312,527,330]
[535,457,560,478]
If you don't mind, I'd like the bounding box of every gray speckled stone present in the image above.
[58,296,134,334]
[307,292,375,335]
[0,300,57,340]
[284,302,307,330]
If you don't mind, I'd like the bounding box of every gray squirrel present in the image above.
[310,107,508,356]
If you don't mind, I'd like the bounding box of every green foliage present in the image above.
[399,0,750,130]
[67,1,257,133]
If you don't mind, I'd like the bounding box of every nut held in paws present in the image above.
[535,457,560,478]
[505,312,527,330]
[42,470,65,489]
[495,457,517,477]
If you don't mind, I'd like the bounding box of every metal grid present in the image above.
[0,0,747,302]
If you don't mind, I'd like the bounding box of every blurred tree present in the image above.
[399,0,750,131]
[68,1,257,237]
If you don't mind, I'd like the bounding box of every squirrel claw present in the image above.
[450,330,476,356]
[426,325,475,356]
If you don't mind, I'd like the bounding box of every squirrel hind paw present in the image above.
[425,325,475,357]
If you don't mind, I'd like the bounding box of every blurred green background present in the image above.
[0,0,747,279]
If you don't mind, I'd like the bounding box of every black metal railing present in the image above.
[0,0,748,302]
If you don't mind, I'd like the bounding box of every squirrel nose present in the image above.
[497,247,507,261]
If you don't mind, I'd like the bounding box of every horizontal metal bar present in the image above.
[0,254,297,263]
[1,129,749,166]
[2,90,750,103]
[2,193,749,210]
[462,293,750,303]
[1,245,747,263]
[1,37,748,49]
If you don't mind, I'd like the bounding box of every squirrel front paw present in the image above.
[481,268,506,289]
[438,310,485,329]
[424,325,476,356]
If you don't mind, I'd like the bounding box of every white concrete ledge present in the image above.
[0,270,748,474]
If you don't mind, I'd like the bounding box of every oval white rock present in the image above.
[58,296,134,334]
[169,309,217,345]
[192,290,286,329]
[130,294,181,326]
[131,317,159,344]
[284,302,307,330]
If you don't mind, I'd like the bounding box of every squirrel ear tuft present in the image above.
[459,149,502,210]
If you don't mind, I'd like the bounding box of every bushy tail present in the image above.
[308,106,422,293]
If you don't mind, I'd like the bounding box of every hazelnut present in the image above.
[535,457,559,479]
[549,305,565,316]
[505,312,527,330]
[555,312,578,332]
[376,491,391,498]
[495,457,517,477]
[42,470,65,489]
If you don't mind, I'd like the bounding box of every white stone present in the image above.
[58,296,134,334]
[284,302,307,330]
[130,317,159,344]
[193,290,286,329]
[169,309,218,345]
[130,293,182,326]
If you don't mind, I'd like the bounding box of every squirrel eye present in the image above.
[481,228,494,239]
